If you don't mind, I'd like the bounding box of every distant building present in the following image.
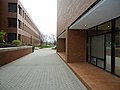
[0,0,41,45]
[57,0,120,77]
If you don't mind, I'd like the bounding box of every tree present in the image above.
[40,33,49,45]
[48,34,56,45]
[40,33,56,45]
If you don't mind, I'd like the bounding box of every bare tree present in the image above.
[48,34,56,45]
[40,33,56,46]
[40,33,49,45]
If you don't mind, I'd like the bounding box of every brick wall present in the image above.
[57,38,66,52]
[66,29,87,63]
[57,0,96,36]
[0,47,32,66]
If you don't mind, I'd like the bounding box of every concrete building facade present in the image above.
[0,0,41,45]
[57,0,120,79]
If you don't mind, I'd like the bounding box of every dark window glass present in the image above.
[18,5,22,15]
[88,27,96,36]
[115,18,120,31]
[8,33,17,42]
[8,3,17,12]
[98,21,112,34]
[23,23,24,30]
[18,34,21,40]
[8,18,17,27]
[18,20,21,29]
[23,10,24,18]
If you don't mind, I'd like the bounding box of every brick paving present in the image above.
[0,48,87,90]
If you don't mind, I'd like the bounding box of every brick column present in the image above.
[66,29,87,63]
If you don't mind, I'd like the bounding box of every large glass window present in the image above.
[115,18,120,31]
[8,18,17,27]
[8,3,17,12]
[87,16,120,77]
[91,35,104,59]
[98,21,112,34]
[97,59,104,68]
[115,32,120,76]
[106,34,111,72]
[91,57,96,65]
[88,27,96,36]
[88,37,91,62]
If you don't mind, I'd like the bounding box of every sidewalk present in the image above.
[0,48,87,90]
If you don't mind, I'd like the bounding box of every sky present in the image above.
[20,0,57,37]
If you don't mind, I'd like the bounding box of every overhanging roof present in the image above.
[69,0,120,29]
[58,31,66,39]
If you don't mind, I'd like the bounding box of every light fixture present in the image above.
[85,25,87,27]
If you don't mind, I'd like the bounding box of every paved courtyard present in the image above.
[0,48,87,90]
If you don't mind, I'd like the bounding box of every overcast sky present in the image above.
[20,0,57,36]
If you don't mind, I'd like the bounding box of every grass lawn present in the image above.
[40,45,55,49]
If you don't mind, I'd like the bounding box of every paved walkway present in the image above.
[0,49,87,90]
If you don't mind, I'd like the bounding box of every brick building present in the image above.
[57,0,120,78]
[0,0,41,45]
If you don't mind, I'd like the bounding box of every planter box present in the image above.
[0,46,32,66]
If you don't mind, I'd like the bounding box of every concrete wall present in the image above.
[0,46,32,66]
[66,30,87,63]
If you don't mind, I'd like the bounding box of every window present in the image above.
[18,20,21,29]
[23,23,24,30]
[23,10,24,18]
[18,5,22,15]
[115,32,120,76]
[88,27,96,36]
[98,21,112,34]
[91,35,104,59]
[115,18,120,31]
[106,34,111,72]
[91,57,96,65]
[25,13,26,19]
[8,33,17,42]
[8,3,17,12]
[97,59,104,68]
[8,18,17,27]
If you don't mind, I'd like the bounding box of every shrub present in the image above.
[12,40,21,46]
[0,31,6,42]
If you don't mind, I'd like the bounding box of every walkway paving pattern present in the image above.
[0,49,87,90]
